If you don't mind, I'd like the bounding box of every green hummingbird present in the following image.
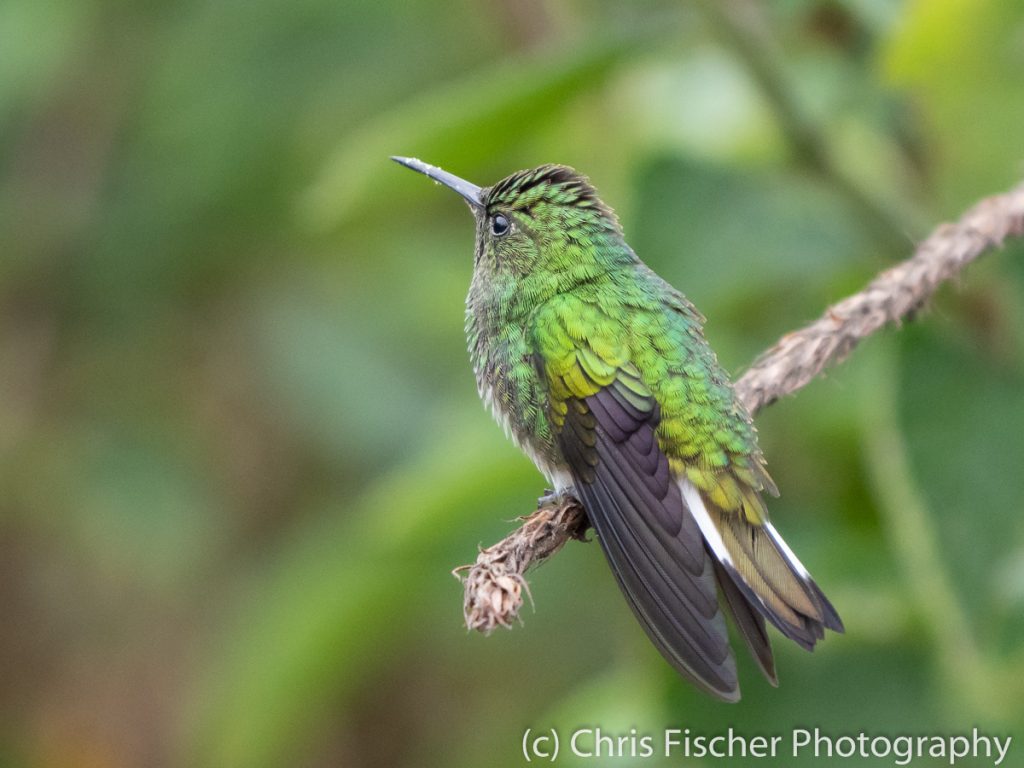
[393,156,843,700]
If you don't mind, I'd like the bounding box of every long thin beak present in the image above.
[391,156,484,208]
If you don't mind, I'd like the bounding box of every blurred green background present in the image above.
[2,0,1023,766]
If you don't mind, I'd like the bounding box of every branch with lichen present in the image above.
[455,179,1024,634]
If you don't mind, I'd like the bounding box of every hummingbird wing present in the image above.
[535,284,841,694]
[539,338,740,699]
[712,557,776,684]
[637,278,845,656]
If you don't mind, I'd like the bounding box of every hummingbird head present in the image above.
[392,157,630,282]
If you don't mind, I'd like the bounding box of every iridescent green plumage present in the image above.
[394,157,843,700]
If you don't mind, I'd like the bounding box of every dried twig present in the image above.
[455,498,588,632]
[455,180,1024,633]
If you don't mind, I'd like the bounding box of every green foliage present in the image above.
[1,1,1022,766]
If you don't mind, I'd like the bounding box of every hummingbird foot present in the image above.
[535,486,590,540]
[537,486,578,509]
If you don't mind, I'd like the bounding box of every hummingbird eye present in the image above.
[490,213,510,237]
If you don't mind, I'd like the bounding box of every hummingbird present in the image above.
[393,156,843,701]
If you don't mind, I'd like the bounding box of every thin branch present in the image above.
[736,182,1024,413]
[455,499,588,632]
[456,179,1024,633]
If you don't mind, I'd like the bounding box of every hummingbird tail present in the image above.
[683,480,844,652]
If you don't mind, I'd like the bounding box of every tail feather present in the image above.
[764,520,844,634]
[684,479,843,653]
